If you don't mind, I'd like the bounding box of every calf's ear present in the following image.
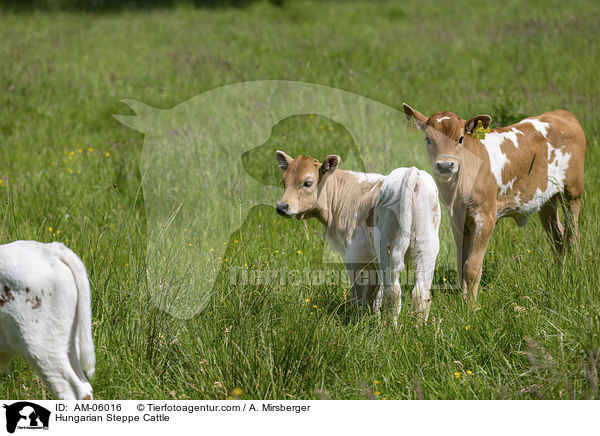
[402,103,428,129]
[465,114,492,133]
[320,154,340,175]
[276,150,293,170]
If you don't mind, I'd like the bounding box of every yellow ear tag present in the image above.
[473,119,488,140]
[407,117,419,132]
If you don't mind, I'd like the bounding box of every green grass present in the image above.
[1,0,599,399]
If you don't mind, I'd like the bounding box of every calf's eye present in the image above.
[303,180,313,188]
[425,137,432,146]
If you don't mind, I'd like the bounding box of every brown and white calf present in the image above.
[402,104,586,303]
[275,151,441,323]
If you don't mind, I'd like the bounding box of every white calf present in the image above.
[276,151,441,323]
[0,241,95,399]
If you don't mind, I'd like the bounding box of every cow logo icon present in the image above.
[2,402,50,433]
[114,80,436,319]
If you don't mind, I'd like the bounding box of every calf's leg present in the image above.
[410,184,440,323]
[4,322,83,399]
[458,224,475,299]
[0,352,12,374]
[561,195,582,254]
[452,227,465,285]
[411,241,438,323]
[462,216,494,304]
[377,242,409,327]
[346,263,377,313]
[539,195,565,260]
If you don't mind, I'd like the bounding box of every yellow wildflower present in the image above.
[232,387,243,397]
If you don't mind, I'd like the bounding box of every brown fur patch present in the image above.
[0,286,15,307]
[31,296,41,310]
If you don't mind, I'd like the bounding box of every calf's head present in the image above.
[275,151,340,219]
[402,103,492,181]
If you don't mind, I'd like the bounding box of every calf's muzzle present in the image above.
[435,160,455,174]
[276,201,291,217]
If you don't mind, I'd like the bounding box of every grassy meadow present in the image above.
[1,0,600,399]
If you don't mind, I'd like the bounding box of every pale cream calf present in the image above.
[275,151,440,323]
[0,241,95,399]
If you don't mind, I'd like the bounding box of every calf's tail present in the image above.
[52,242,96,378]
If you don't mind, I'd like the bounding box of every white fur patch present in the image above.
[515,142,571,214]
[499,177,516,196]
[436,116,450,123]
[0,241,95,399]
[521,118,550,138]
[346,171,385,185]
[480,128,524,189]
